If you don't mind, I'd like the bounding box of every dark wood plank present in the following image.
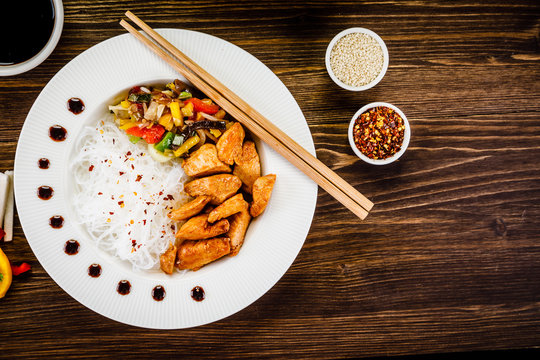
[0,0,539,358]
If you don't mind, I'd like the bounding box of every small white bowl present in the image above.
[348,102,410,165]
[325,28,389,91]
[0,0,64,76]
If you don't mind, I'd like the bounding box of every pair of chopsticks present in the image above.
[120,11,374,220]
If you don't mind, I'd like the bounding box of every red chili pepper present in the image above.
[11,262,31,276]
[126,125,165,144]
[0,228,5,242]
[184,98,220,115]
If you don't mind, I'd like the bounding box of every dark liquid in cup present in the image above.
[1,1,55,65]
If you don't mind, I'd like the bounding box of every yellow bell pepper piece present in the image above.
[121,100,131,108]
[169,101,181,120]
[195,112,204,122]
[181,102,194,117]
[174,135,200,157]
[158,113,174,131]
[119,122,139,130]
[214,109,226,119]
[0,248,12,298]
[209,129,221,137]
[173,117,183,127]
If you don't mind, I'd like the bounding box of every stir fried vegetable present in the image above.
[109,80,235,161]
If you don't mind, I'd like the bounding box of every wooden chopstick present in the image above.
[120,14,374,220]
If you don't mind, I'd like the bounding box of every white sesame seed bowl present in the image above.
[348,102,410,165]
[325,28,389,91]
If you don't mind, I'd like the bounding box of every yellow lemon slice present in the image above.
[0,247,12,298]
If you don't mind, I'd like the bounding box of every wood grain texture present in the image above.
[0,0,539,358]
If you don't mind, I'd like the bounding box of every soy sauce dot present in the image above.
[117,280,131,295]
[49,215,64,229]
[49,125,67,142]
[64,240,80,255]
[152,285,166,301]
[38,158,50,169]
[67,97,85,114]
[38,186,53,200]
[191,286,205,302]
[88,264,102,278]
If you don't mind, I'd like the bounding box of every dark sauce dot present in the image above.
[49,125,67,142]
[49,215,64,229]
[38,158,50,169]
[191,286,205,302]
[67,97,85,114]
[152,285,166,301]
[37,185,53,200]
[88,264,102,278]
[64,240,80,255]
[117,280,131,295]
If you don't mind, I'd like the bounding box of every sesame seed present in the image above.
[330,32,384,87]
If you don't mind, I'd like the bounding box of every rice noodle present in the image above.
[70,116,189,271]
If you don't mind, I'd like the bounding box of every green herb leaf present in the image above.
[0,273,3,281]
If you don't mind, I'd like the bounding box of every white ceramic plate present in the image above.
[14,29,317,329]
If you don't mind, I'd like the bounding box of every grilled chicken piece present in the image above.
[207,193,249,223]
[184,174,242,205]
[250,174,276,217]
[216,122,245,165]
[176,237,231,271]
[227,208,251,256]
[182,143,231,177]
[233,141,261,193]
[168,196,211,221]
[159,242,177,274]
[175,213,229,240]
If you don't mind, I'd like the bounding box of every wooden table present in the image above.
[1,1,539,358]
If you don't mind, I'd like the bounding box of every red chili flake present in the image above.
[143,219,147,225]
[118,201,125,208]
[89,165,94,171]
[109,212,114,215]
[119,171,125,176]
[171,225,175,230]
[353,106,405,160]
[126,151,132,156]
[144,209,147,214]
[131,164,135,170]
[167,194,174,200]
[98,192,103,195]
[135,175,142,182]
[158,191,163,196]
[137,244,142,248]
[111,195,115,200]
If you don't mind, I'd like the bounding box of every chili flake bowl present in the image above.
[348,102,410,165]
[325,28,389,91]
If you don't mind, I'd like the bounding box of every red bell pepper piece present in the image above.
[184,98,220,115]
[11,262,31,276]
[126,124,165,144]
